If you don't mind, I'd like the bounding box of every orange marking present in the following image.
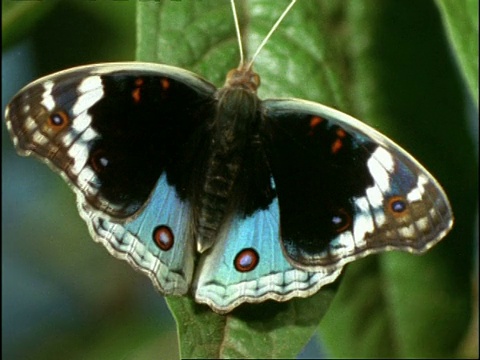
[132,87,141,103]
[331,128,347,153]
[161,78,170,90]
[131,78,144,103]
[331,138,343,153]
[308,116,324,136]
[309,116,323,129]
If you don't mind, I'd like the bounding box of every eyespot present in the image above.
[388,196,408,216]
[153,225,174,251]
[47,110,69,130]
[331,208,351,233]
[234,248,259,272]
[90,149,110,173]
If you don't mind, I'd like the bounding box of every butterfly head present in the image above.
[226,0,295,95]
[225,66,260,93]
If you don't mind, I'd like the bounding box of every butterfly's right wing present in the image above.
[263,99,453,271]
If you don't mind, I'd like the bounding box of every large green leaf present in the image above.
[435,0,479,106]
[166,292,336,358]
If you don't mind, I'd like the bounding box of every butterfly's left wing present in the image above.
[263,99,453,271]
[5,62,219,296]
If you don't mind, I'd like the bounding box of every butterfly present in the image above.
[4,1,453,314]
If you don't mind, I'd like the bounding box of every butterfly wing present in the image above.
[263,99,453,271]
[5,62,217,219]
[193,194,342,313]
[81,173,194,295]
[5,62,218,295]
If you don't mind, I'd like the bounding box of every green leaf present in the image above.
[2,0,59,49]
[166,291,336,359]
[30,1,135,73]
[435,0,479,106]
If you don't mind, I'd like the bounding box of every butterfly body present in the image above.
[188,66,275,253]
[5,62,452,313]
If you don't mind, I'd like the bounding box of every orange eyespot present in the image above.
[388,196,408,217]
[47,110,69,131]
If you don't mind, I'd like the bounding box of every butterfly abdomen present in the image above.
[193,84,272,252]
[196,150,242,252]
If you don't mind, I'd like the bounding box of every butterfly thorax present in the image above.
[193,66,273,253]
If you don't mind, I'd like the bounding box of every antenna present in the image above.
[230,0,244,66]
[230,0,296,69]
[248,0,296,69]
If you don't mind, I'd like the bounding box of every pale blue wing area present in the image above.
[79,173,194,295]
[193,194,342,314]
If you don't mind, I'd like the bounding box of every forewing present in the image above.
[263,98,453,271]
